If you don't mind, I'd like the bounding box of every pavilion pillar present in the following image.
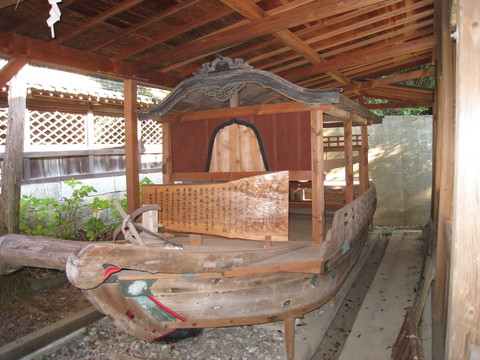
[344,120,354,203]
[162,122,172,184]
[432,0,455,358]
[124,79,140,213]
[446,0,480,358]
[359,125,369,194]
[310,110,324,245]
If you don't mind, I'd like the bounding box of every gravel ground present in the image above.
[37,318,285,360]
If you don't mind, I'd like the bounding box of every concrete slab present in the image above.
[338,230,424,360]
[256,230,380,360]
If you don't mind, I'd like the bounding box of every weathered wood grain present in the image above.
[142,171,289,241]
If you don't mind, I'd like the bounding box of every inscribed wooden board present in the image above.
[142,171,289,241]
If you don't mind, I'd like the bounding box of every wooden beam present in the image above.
[281,36,436,81]
[363,101,433,110]
[86,0,204,52]
[150,0,308,73]
[54,0,144,44]
[168,102,332,122]
[0,0,24,9]
[343,68,435,93]
[171,170,312,182]
[115,7,233,60]
[252,0,433,72]
[124,79,140,213]
[134,0,388,72]
[0,30,183,89]
[310,110,324,245]
[254,11,434,76]
[220,0,350,85]
[343,121,354,203]
[447,0,480,358]
[0,57,29,88]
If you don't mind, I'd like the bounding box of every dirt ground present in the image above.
[0,268,91,347]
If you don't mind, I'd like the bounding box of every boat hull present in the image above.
[80,223,370,341]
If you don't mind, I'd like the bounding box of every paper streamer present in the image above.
[47,0,62,38]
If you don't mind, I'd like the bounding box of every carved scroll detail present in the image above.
[200,83,246,102]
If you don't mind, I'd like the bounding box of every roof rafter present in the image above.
[220,0,351,85]
[86,0,204,52]
[281,36,435,82]
[247,0,431,67]
[133,0,388,73]
[54,0,144,44]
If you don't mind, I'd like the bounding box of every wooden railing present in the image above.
[322,184,377,268]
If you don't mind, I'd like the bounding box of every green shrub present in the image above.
[20,177,154,241]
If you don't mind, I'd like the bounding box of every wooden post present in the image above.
[359,125,369,194]
[0,58,29,88]
[284,316,295,360]
[432,0,455,358]
[162,122,172,184]
[86,110,95,174]
[447,0,480,358]
[344,120,354,203]
[0,65,27,235]
[124,79,140,213]
[310,110,324,245]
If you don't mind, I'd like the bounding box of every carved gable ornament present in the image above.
[137,56,342,121]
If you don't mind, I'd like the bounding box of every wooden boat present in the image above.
[0,57,380,359]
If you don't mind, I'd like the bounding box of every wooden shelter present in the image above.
[0,0,478,358]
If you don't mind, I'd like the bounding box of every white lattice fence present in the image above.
[29,110,86,146]
[94,115,125,146]
[141,119,162,147]
[0,108,163,152]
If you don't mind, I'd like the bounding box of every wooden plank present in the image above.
[223,245,323,277]
[134,0,388,72]
[142,171,289,241]
[359,125,369,194]
[54,0,144,44]
[0,307,103,360]
[0,57,29,88]
[392,307,425,360]
[171,170,312,182]
[220,0,350,85]
[87,0,204,52]
[343,67,435,93]
[432,1,455,358]
[124,79,140,213]
[310,109,324,245]
[447,0,480,358]
[168,102,331,122]
[282,36,435,81]
[344,121,354,203]
[324,156,360,171]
